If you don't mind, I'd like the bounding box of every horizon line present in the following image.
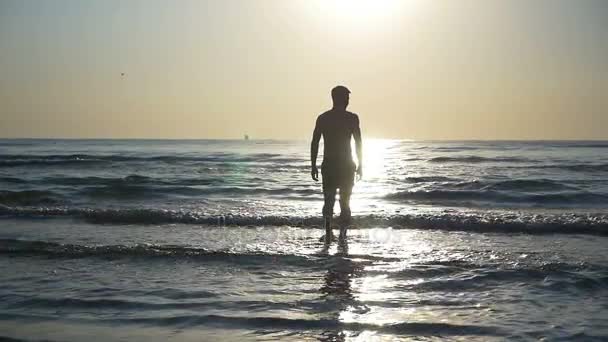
[1,137,607,142]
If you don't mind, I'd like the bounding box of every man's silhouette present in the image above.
[311,85,363,244]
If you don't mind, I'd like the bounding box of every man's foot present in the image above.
[339,227,347,241]
[320,216,334,244]
[325,232,334,245]
[319,233,337,244]
[337,234,349,255]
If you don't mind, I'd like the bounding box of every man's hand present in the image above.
[356,165,363,181]
[311,166,319,181]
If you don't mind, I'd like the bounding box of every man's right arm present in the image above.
[310,117,321,181]
[353,115,363,180]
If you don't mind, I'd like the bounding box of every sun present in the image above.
[304,0,420,33]
[331,0,403,21]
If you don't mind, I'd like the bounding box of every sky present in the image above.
[1,0,607,140]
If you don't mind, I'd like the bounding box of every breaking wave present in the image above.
[1,206,607,235]
[384,189,607,206]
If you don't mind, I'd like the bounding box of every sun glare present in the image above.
[361,139,391,180]
[332,0,403,21]
[305,0,417,30]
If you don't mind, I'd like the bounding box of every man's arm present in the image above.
[310,117,321,181]
[353,115,363,180]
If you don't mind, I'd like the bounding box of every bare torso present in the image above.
[315,109,359,167]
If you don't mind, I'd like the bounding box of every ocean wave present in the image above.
[430,146,481,152]
[0,140,40,146]
[77,184,317,199]
[571,143,608,148]
[0,153,305,167]
[3,238,606,296]
[106,315,505,336]
[374,258,602,277]
[0,176,27,184]
[78,184,203,199]
[49,174,224,187]
[0,158,106,167]
[425,178,578,192]
[480,179,575,192]
[0,174,223,187]
[395,267,608,293]
[0,239,361,269]
[0,238,307,262]
[544,142,608,148]
[428,156,531,163]
[0,336,28,342]
[0,183,316,202]
[0,238,399,274]
[11,296,311,313]
[396,176,590,194]
[1,207,607,235]
[404,176,455,183]
[0,190,63,206]
[384,189,607,206]
[393,177,575,193]
[535,163,608,173]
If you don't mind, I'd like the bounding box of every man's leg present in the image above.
[338,185,353,239]
[322,186,337,242]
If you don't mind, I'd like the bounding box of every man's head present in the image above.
[331,85,350,109]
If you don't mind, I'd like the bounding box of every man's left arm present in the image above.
[310,117,322,181]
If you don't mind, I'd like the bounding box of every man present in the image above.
[311,85,363,244]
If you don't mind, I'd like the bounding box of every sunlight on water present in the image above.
[326,230,438,330]
[349,139,401,214]
[360,138,392,181]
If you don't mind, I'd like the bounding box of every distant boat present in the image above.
[244,134,249,141]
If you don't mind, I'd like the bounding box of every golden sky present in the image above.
[1,0,607,139]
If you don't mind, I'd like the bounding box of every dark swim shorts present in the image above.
[321,160,356,190]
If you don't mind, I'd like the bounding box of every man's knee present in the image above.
[339,187,352,201]
[323,188,337,217]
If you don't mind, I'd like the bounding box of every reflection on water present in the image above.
[318,239,369,341]
[316,231,437,341]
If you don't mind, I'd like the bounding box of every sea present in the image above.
[1,139,607,341]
